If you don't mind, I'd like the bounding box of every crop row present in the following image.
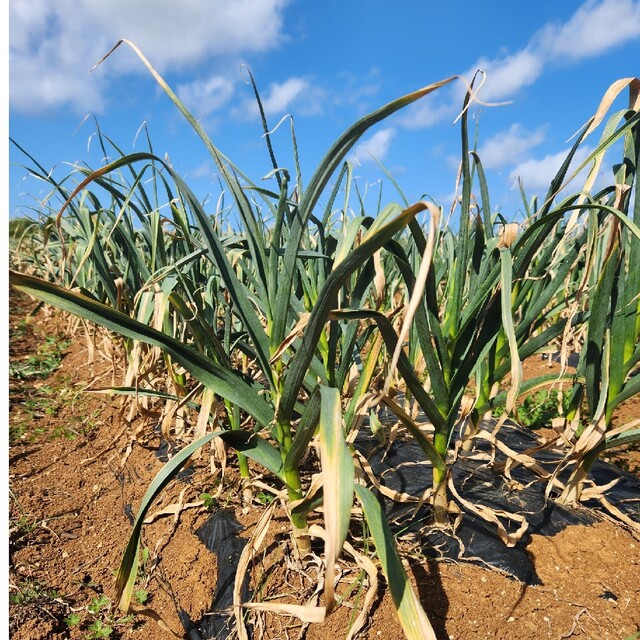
[9,45,640,638]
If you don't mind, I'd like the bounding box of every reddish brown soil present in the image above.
[8,290,640,640]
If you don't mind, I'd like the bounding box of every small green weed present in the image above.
[64,595,137,639]
[63,612,82,628]
[88,595,111,615]
[11,514,42,538]
[9,500,50,550]
[199,492,218,510]
[11,319,29,339]
[9,422,28,445]
[86,619,113,639]
[10,384,98,444]
[9,579,60,605]
[24,392,58,418]
[494,389,568,430]
[257,490,275,505]
[9,336,71,380]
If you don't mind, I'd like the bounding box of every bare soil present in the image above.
[8,289,640,640]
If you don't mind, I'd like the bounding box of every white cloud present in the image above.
[466,0,640,104]
[478,124,546,170]
[9,0,50,52]
[468,50,544,103]
[508,145,594,194]
[177,75,235,119]
[261,78,310,114]
[9,0,289,115]
[232,76,325,120]
[397,93,457,130]
[398,49,545,130]
[537,0,640,61]
[86,0,290,70]
[399,0,640,131]
[10,0,110,114]
[350,128,396,164]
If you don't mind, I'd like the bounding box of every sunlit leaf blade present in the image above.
[299,78,457,226]
[584,233,620,417]
[344,333,384,431]
[499,248,522,414]
[114,428,283,611]
[86,386,201,411]
[355,485,436,640]
[115,432,218,611]
[318,386,354,612]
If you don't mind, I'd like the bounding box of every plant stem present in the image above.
[276,419,311,555]
[432,431,449,526]
[432,467,449,526]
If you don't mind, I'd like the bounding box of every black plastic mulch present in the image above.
[184,418,639,638]
[355,418,639,584]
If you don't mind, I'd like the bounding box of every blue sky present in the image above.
[8,0,640,224]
